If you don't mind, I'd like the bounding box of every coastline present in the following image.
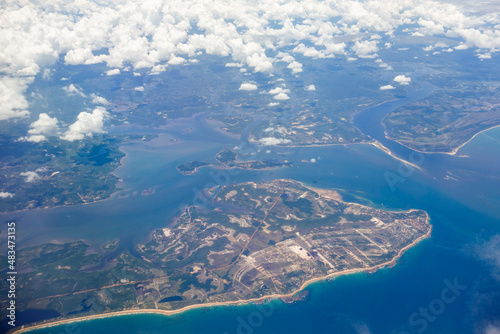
[369,141,423,172]
[5,122,499,216]
[384,124,500,156]
[13,219,432,334]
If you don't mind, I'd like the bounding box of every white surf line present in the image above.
[370,140,423,172]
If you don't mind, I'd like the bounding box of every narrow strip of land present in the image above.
[31,275,172,302]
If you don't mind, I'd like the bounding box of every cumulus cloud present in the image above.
[0,192,14,199]
[380,84,396,90]
[306,85,316,91]
[258,137,291,146]
[1,0,500,122]
[352,40,379,58]
[393,75,412,85]
[287,61,303,73]
[478,52,492,59]
[61,107,109,141]
[65,48,106,65]
[63,84,86,97]
[0,76,33,120]
[19,134,47,143]
[239,83,258,91]
[19,113,59,142]
[106,69,121,76]
[269,87,286,95]
[268,86,291,100]
[20,171,41,183]
[273,92,290,100]
[91,94,108,105]
[134,86,145,91]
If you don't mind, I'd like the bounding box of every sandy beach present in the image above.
[384,124,500,157]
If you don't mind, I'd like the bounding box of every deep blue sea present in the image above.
[2,78,500,334]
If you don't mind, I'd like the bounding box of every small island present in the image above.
[176,148,292,175]
[10,180,431,332]
[176,161,211,175]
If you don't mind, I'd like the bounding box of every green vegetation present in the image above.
[177,148,292,175]
[384,83,500,152]
[215,148,237,164]
[0,136,127,212]
[176,161,211,175]
[7,180,430,323]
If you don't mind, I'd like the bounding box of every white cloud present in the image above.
[239,83,258,91]
[478,52,492,59]
[352,40,379,58]
[91,94,108,105]
[19,134,47,143]
[455,43,469,50]
[1,0,500,123]
[134,86,145,91]
[258,137,291,146]
[20,171,41,183]
[0,76,33,120]
[246,53,273,73]
[380,84,396,90]
[0,192,14,199]
[168,56,186,65]
[65,48,106,65]
[269,87,282,95]
[268,86,291,99]
[393,75,412,85]
[287,61,303,73]
[273,92,290,100]
[63,84,86,97]
[306,85,316,91]
[29,113,58,134]
[106,69,121,76]
[61,107,109,141]
[19,113,59,142]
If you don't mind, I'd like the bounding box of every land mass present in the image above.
[383,84,500,153]
[6,180,431,332]
[176,148,292,175]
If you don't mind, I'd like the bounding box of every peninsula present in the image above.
[9,180,431,332]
